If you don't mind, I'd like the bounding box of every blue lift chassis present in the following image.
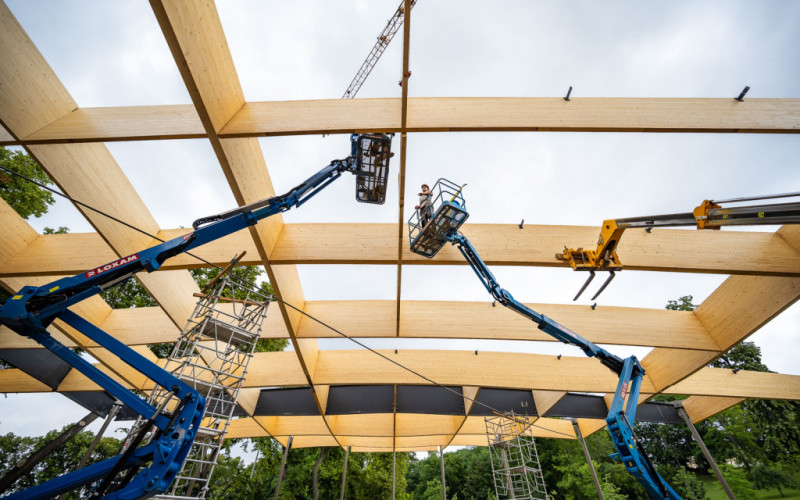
[407,179,680,499]
[0,133,393,499]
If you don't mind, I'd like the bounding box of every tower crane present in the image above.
[342,0,417,99]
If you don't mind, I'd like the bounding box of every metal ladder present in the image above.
[485,412,548,500]
[125,269,270,500]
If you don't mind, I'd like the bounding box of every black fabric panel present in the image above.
[547,394,684,423]
[0,348,73,389]
[546,394,608,419]
[396,385,464,415]
[255,387,319,416]
[636,402,682,423]
[67,390,247,421]
[326,385,394,414]
[470,388,537,416]
[61,391,121,418]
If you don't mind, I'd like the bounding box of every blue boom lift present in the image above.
[408,179,681,499]
[0,133,393,499]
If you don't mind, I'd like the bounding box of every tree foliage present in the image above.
[0,146,56,219]
[407,448,495,499]
[0,148,66,307]
[206,440,414,499]
[751,461,799,497]
[0,426,122,498]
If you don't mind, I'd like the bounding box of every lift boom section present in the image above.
[557,191,800,300]
[407,179,680,499]
[0,133,393,500]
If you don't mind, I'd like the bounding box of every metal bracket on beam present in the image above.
[735,85,750,101]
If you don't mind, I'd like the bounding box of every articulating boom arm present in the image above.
[448,232,680,499]
[404,177,679,498]
[449,233,626,375]
[0,133,392,499]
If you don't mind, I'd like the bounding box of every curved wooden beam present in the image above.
[4,224,800,277]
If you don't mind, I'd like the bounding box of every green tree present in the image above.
[665,295,698,311]
[639,296,799,473]
[659,465,707,499]
[751,461,798,497]
[407,447,495,500]
[599,477,629,500]
[0,146,55,219]
[420,479,443,500]
[0,147,66,306]
[0,427,122,498]
[718,464,757,500]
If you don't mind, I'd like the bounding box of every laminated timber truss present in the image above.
[1,0,799,458]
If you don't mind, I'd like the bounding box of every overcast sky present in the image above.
[2,0,799,442]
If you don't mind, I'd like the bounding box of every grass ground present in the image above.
[701,476,800,500]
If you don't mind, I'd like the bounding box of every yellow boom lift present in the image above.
[557,192,800,300]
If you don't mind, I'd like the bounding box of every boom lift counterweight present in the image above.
[408,179,681,499]
[0,133,393,500]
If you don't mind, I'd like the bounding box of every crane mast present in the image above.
[342,0,417,99]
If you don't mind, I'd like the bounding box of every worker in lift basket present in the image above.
[415,183,433,228]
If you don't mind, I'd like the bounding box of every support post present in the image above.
[250,449,260,480]
[57,402,122,500]
[570,418,604,500]
[339,446,350,500]
[392,451,396,500]
[439,446,447,500]
[501,446,514,499]
[675,405,736,500]
[274,436,293,500]
[0,411,98,494]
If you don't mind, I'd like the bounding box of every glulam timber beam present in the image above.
[27,144,200,326]
[149,0,329,440]
[222,98,800,136]
[5,358,797,402]
[0,201,181,390]
[19,105,205,144]
[664,367,800,400]
[0,300,714,350]
[223,415,575,446]
[0,3,75,140]
[3,97,798,146]
[394,0,414,359]
[250,350,650,392]
[681,396,745,423]
[0,2,199,329]
[643,228,800,391]
[5,224,800,278]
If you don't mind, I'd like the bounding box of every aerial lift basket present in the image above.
[408,178,470,258]
[352,133,393,205]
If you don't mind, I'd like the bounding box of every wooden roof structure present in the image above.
[1,1,799,453]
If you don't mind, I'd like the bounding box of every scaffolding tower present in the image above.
[485,413,548,500]
[122,264,270,500]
